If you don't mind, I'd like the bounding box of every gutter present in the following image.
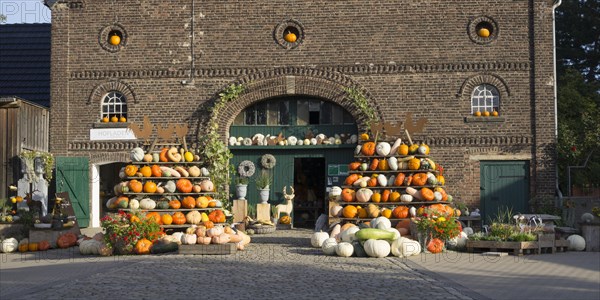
[552,0,562,201]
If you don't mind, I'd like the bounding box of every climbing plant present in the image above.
[344,87,379,127]
[18,150,54,184]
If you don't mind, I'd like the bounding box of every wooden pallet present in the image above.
[554,239,570,252]
[178,243,236,255]
[467,240,539,256]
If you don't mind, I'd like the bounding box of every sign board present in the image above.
[327,164,349,176]
[90,128,137,141]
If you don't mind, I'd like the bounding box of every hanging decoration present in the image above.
[238,160,256,177]
[261,154,277,169]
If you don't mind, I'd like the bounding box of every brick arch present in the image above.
[88,80,137,105]
[212,68,383,138]
[456,73,511,99]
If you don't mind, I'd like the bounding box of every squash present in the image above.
[174,166,189,177]
[166,147,182,162]
[212,233,231,244]
[321,238,338,255]
[143,154,153,162]
[398,144,409,155]
[342,205,358,218]
[330,205,343,217]
[392,206,409,219]
[370,216,392,230]
[208,209,226,223]
[344,174,359,186]
[160,166,181,177]
[206,226,224,238]
[57,232,78,248]
[389,138,402,155]
[186,211,202,225]
[351,240,367,257]
[188,166,201,177]
[354,228,396,241]
[377,174,388,187]
[394,173,406,186]
[163,181,176,193]
[172,212,186,225]
[330,224,342,241]
[139,198,156,209]
[427,238,444,254]
[355,188,373,203]
[156,200,170,209]
[200,180,214,192]
[196,196,210,208]
[161,214,173,225]
[376,142,391,156]
[407,158,421,170]
[181,196,196,209]
[567,235,586,251]
[381,189,391,202]
[369,158,379,171]
[139,166,152,177]
[335,242,354,257]
[145,212,162,224]
[361,142,376,156]
[389,191,401,202]
[124,165,138,177]
[388,156,398,170]
[366,204,380,218]
[340,226,361,242]
[349,162,361,171]
[79,239,102,255]
[196,236,212,245]
[151,165,162,177]
[420,188,435,201]
[353,176,370,187]
[367,177,377,187]
[130,147,145,162]
[363,239,391,258]
[311,231,329,248]
[406,187,421,200]
[391,237,422,257]
[150,241,179,254]
[176,178,193,193]
[143,181,157,193]
[169,199,181,209]
[135,238,153,255]
[27,242,39,252]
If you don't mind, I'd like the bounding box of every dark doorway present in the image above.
[293,158,326,228]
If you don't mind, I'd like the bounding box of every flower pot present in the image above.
[236,184,248,199]
[259,189,270,203]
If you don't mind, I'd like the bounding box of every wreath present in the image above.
[261,154,277,169]
[238,160,256,177]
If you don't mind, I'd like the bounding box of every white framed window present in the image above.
[101,91,127,120]
[471,84,499,114]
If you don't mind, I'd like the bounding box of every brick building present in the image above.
[45,0,560,227]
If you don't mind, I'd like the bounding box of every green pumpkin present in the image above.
[157,201,170,209]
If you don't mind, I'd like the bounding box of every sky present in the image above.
[1,0,51,24]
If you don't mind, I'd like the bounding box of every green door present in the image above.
[480,161,530,224]
[55,157,90,227]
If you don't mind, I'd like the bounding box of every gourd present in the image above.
[391,237,422,257]
[361,142,376,156]
[135,238,153,255]
[181,234,197,245]
[363,239,391,258]
[420,188,435,201]
[200,180,214,192]
[197,236,212,245]
[407,158,420,170]
[329,186,343,200]
[212,233,231,244]
[174,166,189,177]
[128,180,143,193]
[196,196,209,208]
[160,166,181,177]
[342,188,355,202]
[354,228,396,241]
[186,210,202,225]
[376,142,391,156]
[340,226,360,242]
[80,239,102,255]
[124,165,139,177]
[335,242,354,257]
[236,231,252,250]
[342,205,358,218]
[208,210,226,223]
[352,240,367,257]
[143,154,153,162]
[330,224,341,241]
[130,147,145,162]
[151,165,162,177]
[156,200,170,209]
[195,226,207,237]
[152,153,160,162]
[150,241,179,254]
[171,232,184,244]
[411,173,428,186]
[38,240,51,251]
[167,147,182,162]
[385,228,401,241]
[366,204,380,218]
[355,188,373,203]
[161,214,173,225]
[388,156,398,170]
[377,174,387,187]
[188,166,201,177]
[139,198,156,209]
[567,235,586,251]
[392,206,409,219]
[140,166,152,177]
[169,199,181,209]
[129,199,140,209]
[370,216,392,230]
[321,238,338,256]
[330,205,343,217]
[389,138,402,155]
[18,239,29,252]
[143,181,157,193]
[311,231,329,248]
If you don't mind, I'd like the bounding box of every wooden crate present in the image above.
[178,243,236,255]
[466,240,539,256]
[554,239,570,252]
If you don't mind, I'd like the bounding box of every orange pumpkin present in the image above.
[140,166,152,177]
[392,206,409,219]
[412,173,428,186]
[342,205,358,218]
[341,188,355,202]
[176,178,193,193]
[28,242,39,252]
[196,196,210,208]
[344,174,359,185]
[172,212,186,225]
[369,158,379,171]
[161,214,173,225]
[146,212,162,224]
[128,180,143,193]
[434,187,448,201]
[159,148,169,162]
[408,158,421,170]
[208,210,226,223]
[367,177,378,187]
[398,144,409,155]
[390,191,401,202]
[427,238,444,254]
[135,238,153,254]
[378,159,389,171]
[396,219,411,233]
[169,199,181,209]
[124,165,138,177]
[143,181,157,193]
[394,173,406,186]
[151,165,162,177]
[203,221,215,229]
[38,240,51,251]
[181,196,196,209]
[371,192,382,203]
[404,175,413,186]
[381,189,391,202]
[421,188,435,201]
[361,142,376,156]
[349,162,361,171]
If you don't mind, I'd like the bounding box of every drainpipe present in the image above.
[552,0,562,203]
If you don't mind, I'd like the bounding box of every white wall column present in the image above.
[91,164,101,227]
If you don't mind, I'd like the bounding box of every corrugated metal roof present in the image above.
[0,24,51,107]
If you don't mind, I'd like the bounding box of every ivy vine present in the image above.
[198,83,245,210]
[18,150,54,184]
[344,87,379,126]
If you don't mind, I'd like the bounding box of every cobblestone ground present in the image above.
[1,229,481,300]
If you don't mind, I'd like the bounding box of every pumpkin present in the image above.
[143,181,157,193]
[406,187,421,200]
[135,238,152,254]
[208,210,226,223]
[188,166,201,177]
[355,188,373,203]
[392,206,409,219]
[175,178,193,193]
[38,240,51,251]
[200,180,214,192]
[390,191,401,202]
[79,239,101,255]
[1,238,19,253]
[181,196,196,209]
[341,188,355,202]
[143,154,153,162]
[163,181,176,193]
[394,173,406,186]
[139,198,156,209]
[130,214,141,223]
[321,238,338,255]
[412,173,428,186]
[381,208,392,218]
[407,158,421,170]
[371,192,381,203]
[420,188,435,201]
[172,212,186,225]
[206,226,224,237]
[195,196,209,208]
[396,219,411,233]
[186,210,202,225]
[330,224,342,241]
[168,199,181,209]
[382,189,391,202]
[400,194,413,203]
[349,162,361,171]
[28,242,39,252]
[212,233,231,244]
[156,200,170,209]
[330,205,343,217]
[418,143,430,155]
[279,215,291,224]
[57,232,78,248]
[335,242,354,257]
[181,234,197,245]
[130,147,145,162]
[567,235,586,251]
[124,165,139,177]
[140,166,152,177]
[129,199,140,209]
[203,221,215,229]
[398,144,409,155]
[363,239,391,258]
[376,142,391,156]
[391,237,422,257]
[361,141,376,156]
[371,216,392,230]
[342,205,358,218]
[150,165,162,177]
[197,236,212,245]
[145,211,162,224]
[161,214,173,225]
[434,187,448,201]
[366,204,380,218]
[18,239,29,252]
[427,238,444,254]
[340,226,361,243]
[377,174,388,187]
[433,191,443,201]
[369,158,379,171]
[357,207,368,218]
[128,180,143,193]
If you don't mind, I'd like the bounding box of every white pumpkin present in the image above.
[329,186,342,201]
[321,238,338,256]
[377,174,388,187]
[311,231,329,248]
[1,237,18,253]
[139,198,156,210]
[400,194,413,203]
[447,232,469,250]
[355,188,373,202]
[409,206,417,217]
[388,156,398,170]
[391,237,421,257]
[186,211,202,225]
[287,136,298,145]
[128,199,140,210]
[330,205,343,217]
[371,216,392,230]
[79,239,102,255]
[335,242,354,257]
[181,234,197,245]
[330,224,341,241]
[340,226,361,242]
[171,232,184,245]
[463,227,474,236]
[389,138,402,155]
[363,239,391,258]
[567,234,586,251]
[354,145,362,155]
[200,167,210,176]
[130,147,145,162]
[163,181,176,193]
[297,139,304,145]
[433,191,443,201]
[376,142,391,156]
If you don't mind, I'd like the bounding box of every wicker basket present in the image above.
[249,225,276,234]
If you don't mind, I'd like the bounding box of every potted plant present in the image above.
[255,171,272,203]
[235,176,250,199]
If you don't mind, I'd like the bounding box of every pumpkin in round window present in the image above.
[279,215,291,224]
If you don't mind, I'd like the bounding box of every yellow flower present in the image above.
[437,217,446,223]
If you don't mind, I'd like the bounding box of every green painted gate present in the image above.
[55,156,90,227]
[480,161,530,224]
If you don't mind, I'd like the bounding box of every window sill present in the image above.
[464,116,505,123]
[93,122,130,128]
